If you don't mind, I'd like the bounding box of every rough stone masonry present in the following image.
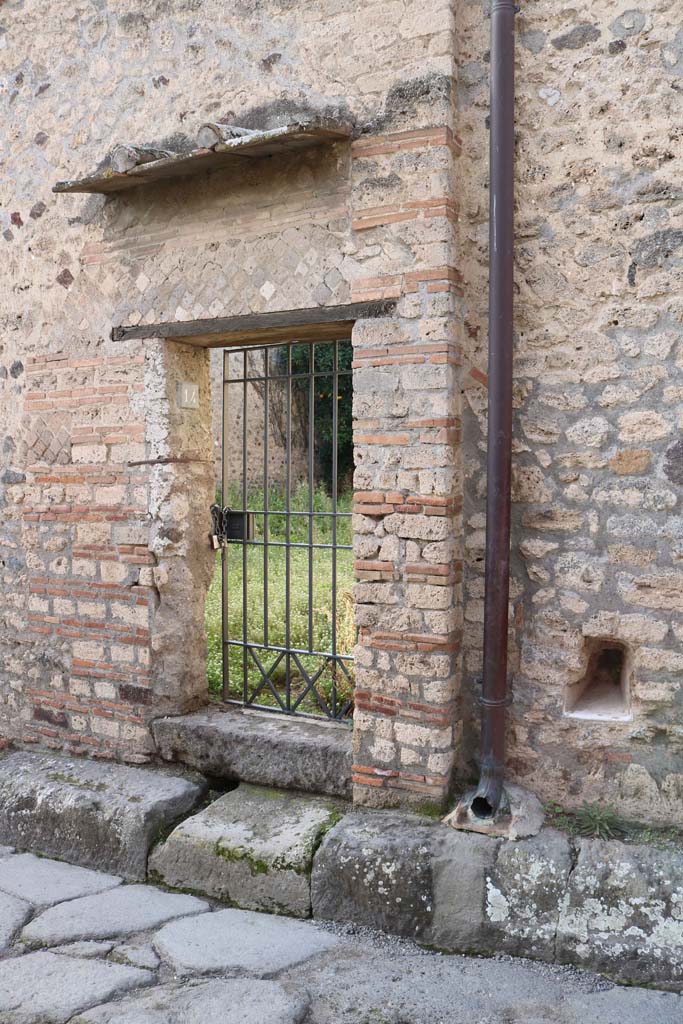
[0,1,682,825]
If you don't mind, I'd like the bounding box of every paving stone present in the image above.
[52,941,115,959]
[154,907,339,975]
[153,708,352,798]
[0,853,121,908]
[71,979,309,1024]
[0,752,207,880]
[0,950,153,1024]
[111,940,160,970]
[282,943,683,1024]
[22,884,208,948]
[0,891,31,951]
[150,784,344,917]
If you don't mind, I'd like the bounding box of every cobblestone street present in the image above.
[0,847,679,1024]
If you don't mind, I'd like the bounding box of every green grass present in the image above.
[220,480,353,543]
[546,801,626,839]
[205,484,355,717]
[545,800,683,848]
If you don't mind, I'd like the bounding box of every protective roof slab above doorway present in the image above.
[111,301,397,349]
[52,118,352,195]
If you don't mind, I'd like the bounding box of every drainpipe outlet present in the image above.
[442,783,545,841]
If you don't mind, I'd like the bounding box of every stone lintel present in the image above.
[112,300,396,346]
[54,119,353,195]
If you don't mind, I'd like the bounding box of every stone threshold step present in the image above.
[150,783,345,918]
[155,783,663,984]
[152,706,352,799]
[0,751,206,880]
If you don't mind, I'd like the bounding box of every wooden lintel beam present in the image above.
[111,301,396,348]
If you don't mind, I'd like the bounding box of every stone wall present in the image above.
[457,1,683,825]
[1,0,682,824]
[0,0,463,808]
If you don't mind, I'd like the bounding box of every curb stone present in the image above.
[557,838,683,987]
[311,811,683,987]
[1,748,681,989]
[0,752,207,880]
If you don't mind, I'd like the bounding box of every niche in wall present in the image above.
[565,639,631,721]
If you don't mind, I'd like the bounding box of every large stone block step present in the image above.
[150,783,345,917]
[0,751,207,880]
[152,707,352,799]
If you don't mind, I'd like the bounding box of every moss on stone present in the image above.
[46,772,107,793]
[321,808,344,833]
[213,841,271,876]
[410,801,447,821]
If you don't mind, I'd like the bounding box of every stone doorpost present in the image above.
[141,339,215,720]
[350,301,463,811]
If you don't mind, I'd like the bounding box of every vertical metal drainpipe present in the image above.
[468,0,517,819]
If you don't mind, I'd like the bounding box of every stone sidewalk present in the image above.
[0,848,680,1023]
[5,752,683,990]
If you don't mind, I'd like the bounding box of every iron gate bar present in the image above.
[227,639,354,661]
[232,540,352,551]
[242,349,248,704]
[221,348,229,699]
[221,368,350,382]
[222,337,354,720]
[233,512,352,525]
[263,347,269,650]
[290,652,354,720]
[285,344,292,710]
[331,339,339,718]
[247,646,287,711]
[290,652,334,717]
[308,343,314,653]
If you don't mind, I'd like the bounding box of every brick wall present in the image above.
[7,350,152,755]
[1,339,213,759]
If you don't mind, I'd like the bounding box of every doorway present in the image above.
[206,337,355,720]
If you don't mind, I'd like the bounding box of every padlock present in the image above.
[210,503,224,550]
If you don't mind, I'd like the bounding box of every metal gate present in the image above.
[219,337,354,720]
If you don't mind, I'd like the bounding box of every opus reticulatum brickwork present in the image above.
[1,0,682,826]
